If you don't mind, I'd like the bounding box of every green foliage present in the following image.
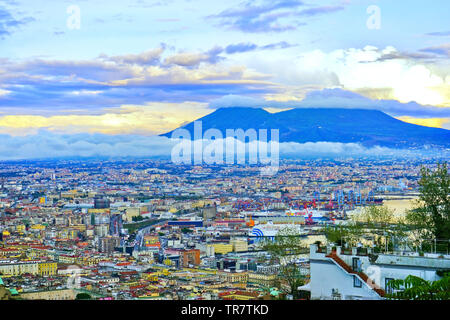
[436,269,450,277]
[356,205,396,226]
[323,206,409,250]
[386,273,450,300]
[259,226,306,261]
[75,293,91,300]
[322,222,364,247]
[181,227,193,234]
[124,219,161,234]
[359,206,409,246]
[259,226,307,297]
[132,215,144,222]
[277,263,307,299]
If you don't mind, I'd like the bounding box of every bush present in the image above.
[75,293,91,300]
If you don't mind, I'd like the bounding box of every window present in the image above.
[353,275,362,288]
[352,258,359,271]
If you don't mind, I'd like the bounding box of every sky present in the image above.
[0,0,449,158]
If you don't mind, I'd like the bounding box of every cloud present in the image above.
[278,141,413,157]
[0,131,177,160]
[129,0,175,9]
[1,43,449,131]
[225,41,296,54]
[0,130,444,161]
[225,43,258,54]
[260,41,295,50]
[398,116,450,129]
[420,43,450,57]
[209,88,450,119]
[297,5,344,16]
[164,46,224,67]
[100,47,165,65]
[0,5,34,38]
[208,1,347,33]
[0,102,211,136]
[208,0,305,33]
[425,31,450,37]
[0,47,275,114]
[243,45,450,107]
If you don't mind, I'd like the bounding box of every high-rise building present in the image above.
[181,249,200,267]
[201,204,217,220]
[98,236,120,253]
[109,214,123,236]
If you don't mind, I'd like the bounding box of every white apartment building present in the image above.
[308,244,450,300]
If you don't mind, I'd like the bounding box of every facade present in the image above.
[181,249,200,267]
[94,224,109,237]
[256,264,280,275]
[0,261,57,276]
[211,244,233,255]
[248,272,277,287]
[98,236,121,254]
[109,214,123,236]
[218,271,248,283]
[20,289,77,300]
[38,262,58,276]
[231,239,248,252]
[218,290,258,300]
[202,205,217,220]
[0,261,39,276]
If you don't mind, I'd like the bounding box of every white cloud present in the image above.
[239,45,450,107]
[0,131,442,160]
[0,89,11,96]
[209,88,450,118]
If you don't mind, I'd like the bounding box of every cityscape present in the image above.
[0,0,449,306]
[0,158,448,301]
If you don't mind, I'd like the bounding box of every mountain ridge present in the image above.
[161,107,450,149]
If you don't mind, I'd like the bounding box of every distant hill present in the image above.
[162,107,450,148]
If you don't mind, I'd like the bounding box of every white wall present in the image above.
[310,259,381,300]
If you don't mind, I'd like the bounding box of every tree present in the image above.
[355,205,396,226]
[181,228,193,234]
[132,216,144,222]
[278,263,307,299]
[259,226,307,298]
[75,292,91,300]
[260,226,306,260]
[406,162,450,251]
[322,222,364,247]
[353,205,408,250]
[321,205,411,253]
[386,273,450,300]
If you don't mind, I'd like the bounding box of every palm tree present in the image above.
[386,273,450,300]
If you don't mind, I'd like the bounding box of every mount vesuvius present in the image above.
[161,107,450,149]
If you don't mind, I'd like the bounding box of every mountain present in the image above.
[161,107,450,148]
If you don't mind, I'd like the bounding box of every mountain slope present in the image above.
[162,107,450,148]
